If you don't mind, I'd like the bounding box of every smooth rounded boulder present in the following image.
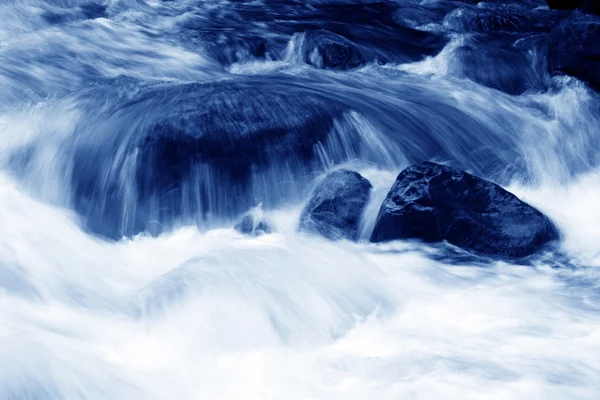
[70,78,344,239]
[299,169,372,241]
[370,162,559,258]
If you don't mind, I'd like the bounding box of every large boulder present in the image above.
[71,79,344,239]
[546,13,600,90]
[370,162,559,258]
[299,170,372,241]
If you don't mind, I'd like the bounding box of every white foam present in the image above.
[1,0,600,397]
[0,164,600,398]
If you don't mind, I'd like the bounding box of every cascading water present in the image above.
[1,0,600,398]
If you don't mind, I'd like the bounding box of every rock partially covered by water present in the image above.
[202,34,270,65]
[546,13,600,90]
[302,30,365,70]
[450,36,539,94]
[370,162,559,258]
[299,170,372,241]
[457,0,547,7]
[445,5,567,34]
[234,213,272,236]
[71,79,344,239]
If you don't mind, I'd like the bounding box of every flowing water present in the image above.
[1,0,600,398]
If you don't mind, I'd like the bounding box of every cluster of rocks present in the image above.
[452,0,600,92]
[288,162,559,259]
[183,1,448,70]
[185,0,600,92]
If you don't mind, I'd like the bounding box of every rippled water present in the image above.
[1,0,600,398]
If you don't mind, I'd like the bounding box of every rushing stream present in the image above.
[1,0,600,398]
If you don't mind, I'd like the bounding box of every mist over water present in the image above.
[1,0,600,398]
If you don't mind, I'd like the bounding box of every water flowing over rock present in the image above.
[182,0,449,66]
[234,214,272,236]
[299,170,372,241]
[450,35,539,94]
[5,0,600,397]
[445,6,565,34]
[370,162,559,258]
[301,30,365,70]
[71,80,344,239]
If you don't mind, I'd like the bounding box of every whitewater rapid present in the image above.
[1,0,600,399]
[2,165,600,399]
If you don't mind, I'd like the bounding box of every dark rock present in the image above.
[302,30,365,70]
[582,0,600,15]
[299,170,372,241]
[71,79,344,239]
[546,0,582,10]
[188,1,448,65]
[546,0,599,14]
[444,5,568,34]
[546,13,600,90]
[450,35,539,94]
[234,213,272,236]
[370,162,559,258]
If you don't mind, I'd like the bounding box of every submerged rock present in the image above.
[450,36,539,94]
[202,34,270,65]
[370,162,559,258]
[546,13,600,90]
[445,5,568,34]
[71,79,344,239]
[302,30,365,70]
[234,214,272,236]
[299,170,372,241]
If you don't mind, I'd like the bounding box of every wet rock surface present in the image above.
[299,170,372,241]
[370,162,559,258]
